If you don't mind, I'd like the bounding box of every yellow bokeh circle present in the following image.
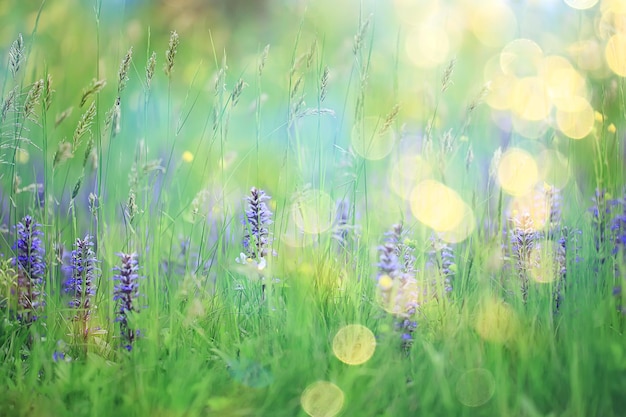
[291,189,335,235]
[474,298,518,344]
[500,38,543,77]
[405,25,451,68]
[410,180,466,232]
[555,96,594,139]
[497,148,539,196]
[388,154,432,200]
[564,0,599,10]
[606,34,626,76]
[301,381,345,417]
[332,324,376,365]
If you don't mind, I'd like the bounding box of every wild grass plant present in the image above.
[1,1,626,416]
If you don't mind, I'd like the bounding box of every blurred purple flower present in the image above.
[12,215,46,323]
[113,252,141,351]
[242,187,273,260]
[64,235,99,337]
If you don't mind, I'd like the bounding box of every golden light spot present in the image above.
[468,0,517,47]
[15,148,29,164]
[598,6,626,40]
[606,34,626,76]
[388,154,432,200]
[508,190,550,231]
[456,368,496,407]
[500,39,543,77]
[510,115,549,139]
[537,150,570,189]
[377,274,423,316]
[351,116,395,160]
[437,202,476,244]
[608,123,617,133]
[555,97,594,139]
[405,25,451,68]
[529,241,559,284]
[410,180,466,232]
[539,56,587,108]
[511,76,551,121]
[332,324,376,365]
[564,0,599,10]
[378,274,394,291]
[567,40,604,72]
[497,148,539,196]
[393,0,441,26]
[484,55,517,111]
[182,151,194,162]
[291,189,334,235]
[474,298,518,344]
[301,381,345,417]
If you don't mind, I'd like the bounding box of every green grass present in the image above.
[1,1,626,416]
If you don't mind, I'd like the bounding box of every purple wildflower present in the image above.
[12,215,46,323]
[509,213,537,304]
[242,187,273,260]
[553,230,568,314]
[610,192,626,259]
[112,252,141,351]
[427,235,455,295]
[64,235,99,338]
[377,223,420,349]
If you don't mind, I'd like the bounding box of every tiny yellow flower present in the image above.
[16,148,29,164]
[182,151,194,162]
[608,123,616,134]
[378,274,393,290]
[594,111,604,123]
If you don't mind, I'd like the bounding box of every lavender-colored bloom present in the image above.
[509,213,537,304]
[64,235,99,329]
[377,242,401,279]
[610,192,626,259]
[589,189,619,254]
[112,252,141,351]
[553,231,568,314]
[12,215,46,323]
[427,235,455,294]
[242,187,273,260]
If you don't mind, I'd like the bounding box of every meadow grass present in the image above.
[1,1,626,416]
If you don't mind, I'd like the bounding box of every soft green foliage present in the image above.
[0,1,626,417]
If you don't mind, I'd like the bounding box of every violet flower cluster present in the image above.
[242,187,273,261]
[377,223,419,348]
[12,215,46,323]
[64,235,99,336]
[112,252,141,351]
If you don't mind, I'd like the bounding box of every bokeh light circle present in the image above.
[511,76,551,121]
[301,381,345,417]
[468,1,517,47]
[455,368,496,407]
[351,116,396,160]
[555,96,594,139]
[388,154,432,200]
[332,324,376,365]
[497,148,539,196]
[606,34,626,76]
[406,25,451,68]
[500,39,543,77]
[291,189,334,234]
[474,298,518,344]
[564,0,599,10]
[410,180,467,232]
